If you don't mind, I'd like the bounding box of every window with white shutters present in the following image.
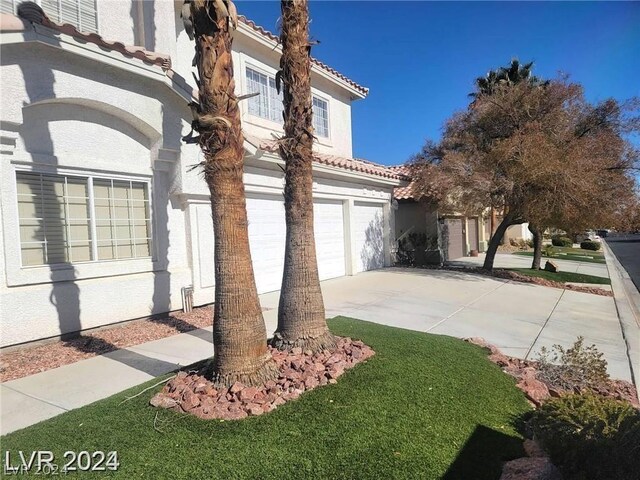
[1,0,98,33]
[16,172,151,267]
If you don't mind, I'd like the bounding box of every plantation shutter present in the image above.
[16,172,92,266]
[93,179,151,261]
[0,0,98,33]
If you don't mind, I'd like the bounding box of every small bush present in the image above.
[536,336,609,392]
[551,236,572,247]
[580,240,601,251]
[526,238,534,248]
[532,394,640,480]
[543,245,555,257]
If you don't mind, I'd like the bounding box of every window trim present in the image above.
[3,162,157,287]
[242,60,332,143]
[312,93,331,139]
[244,64,284,125]
[15,171,153,268]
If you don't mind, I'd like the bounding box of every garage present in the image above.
[246,195,286,293]
[445,217,465,260]
[314,200,346,280]
[354,202,384,272]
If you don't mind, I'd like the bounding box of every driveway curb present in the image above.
[602,240,639,395]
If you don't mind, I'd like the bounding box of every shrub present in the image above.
[532,394,640,480]
[536,336,609,392]
[551,236,572,247]
[526,238,534,248]
[543,245,555,257]
[580,240,601,251]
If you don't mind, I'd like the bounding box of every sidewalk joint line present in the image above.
[524,289,566,360]
[426,279,509,332]
[2,384,69,412]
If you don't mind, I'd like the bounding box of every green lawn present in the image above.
[1,318,531,479]
[514,246,605,264]
[507,268,611,285]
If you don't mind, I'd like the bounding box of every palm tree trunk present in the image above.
[529,223,543,270]
[188,0,276,386]
[271,0,336,352]
[483,213,520,271]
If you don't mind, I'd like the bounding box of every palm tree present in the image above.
[270,0,336,352]
[470,59,548,270]
[182,0,277,386]
[471,59,545,97]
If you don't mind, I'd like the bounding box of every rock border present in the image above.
[150,336,375,420]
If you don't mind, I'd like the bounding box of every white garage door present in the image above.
[354,202,385,272]
[314,200,346,280]
[247,195,286,293]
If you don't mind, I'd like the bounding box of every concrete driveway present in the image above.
[2,260,634,435]
[260,263,631,382]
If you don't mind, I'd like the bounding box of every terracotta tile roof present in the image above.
[389,165,418,199]
[238,16,369,97]
[0,11,171,68]
[247,135,404,180]
[2,8,366,94]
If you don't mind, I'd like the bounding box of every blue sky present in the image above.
[236,1,640,166]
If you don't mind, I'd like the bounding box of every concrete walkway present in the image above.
[1,254,635,435]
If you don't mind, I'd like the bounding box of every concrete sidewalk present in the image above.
[1,257,634,435]
[450,251,609,278]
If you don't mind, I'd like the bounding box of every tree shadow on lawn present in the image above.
[441,423,525,480]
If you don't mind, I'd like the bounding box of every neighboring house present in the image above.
[391,166,490,261]
[0,1,404,347]
[504,223,533,243]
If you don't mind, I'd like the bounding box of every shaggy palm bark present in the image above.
[186,0,276,386]
[483,213,522,271]
[271,0,336,352]
[529,224,543,270]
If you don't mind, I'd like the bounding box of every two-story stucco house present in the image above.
[0,0,405,347]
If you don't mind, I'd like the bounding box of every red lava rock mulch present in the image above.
[0,306,215,382]
[465,337,639,408]
[149,337,375,420]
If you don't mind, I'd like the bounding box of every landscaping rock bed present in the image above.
[0,306,215,382]
[465,337,638,408]
[150,336,375,420]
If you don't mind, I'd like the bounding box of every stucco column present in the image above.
[463,217,470,256]
[479,214,488,252]
[383,201,392,266]
[343,199,357,275]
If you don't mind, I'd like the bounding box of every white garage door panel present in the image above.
[247,196,286,294]
[354,203,384,272]
[313,200,346,280]
[195,204,215,289]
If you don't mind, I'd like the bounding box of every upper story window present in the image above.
[312,96,329,138]
[246,67,284,123]
[1,0,98,33]
[16,172,151,267]
[245,66,330,138]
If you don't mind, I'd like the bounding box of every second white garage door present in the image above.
[247,196,348,293]
[313,200,346,280]
[247,195,286,294]
[354,202,385,272]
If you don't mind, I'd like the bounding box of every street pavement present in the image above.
[606,234,640,292]
[1,254,635,435]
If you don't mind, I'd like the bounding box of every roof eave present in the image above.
[235,21,368,100]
